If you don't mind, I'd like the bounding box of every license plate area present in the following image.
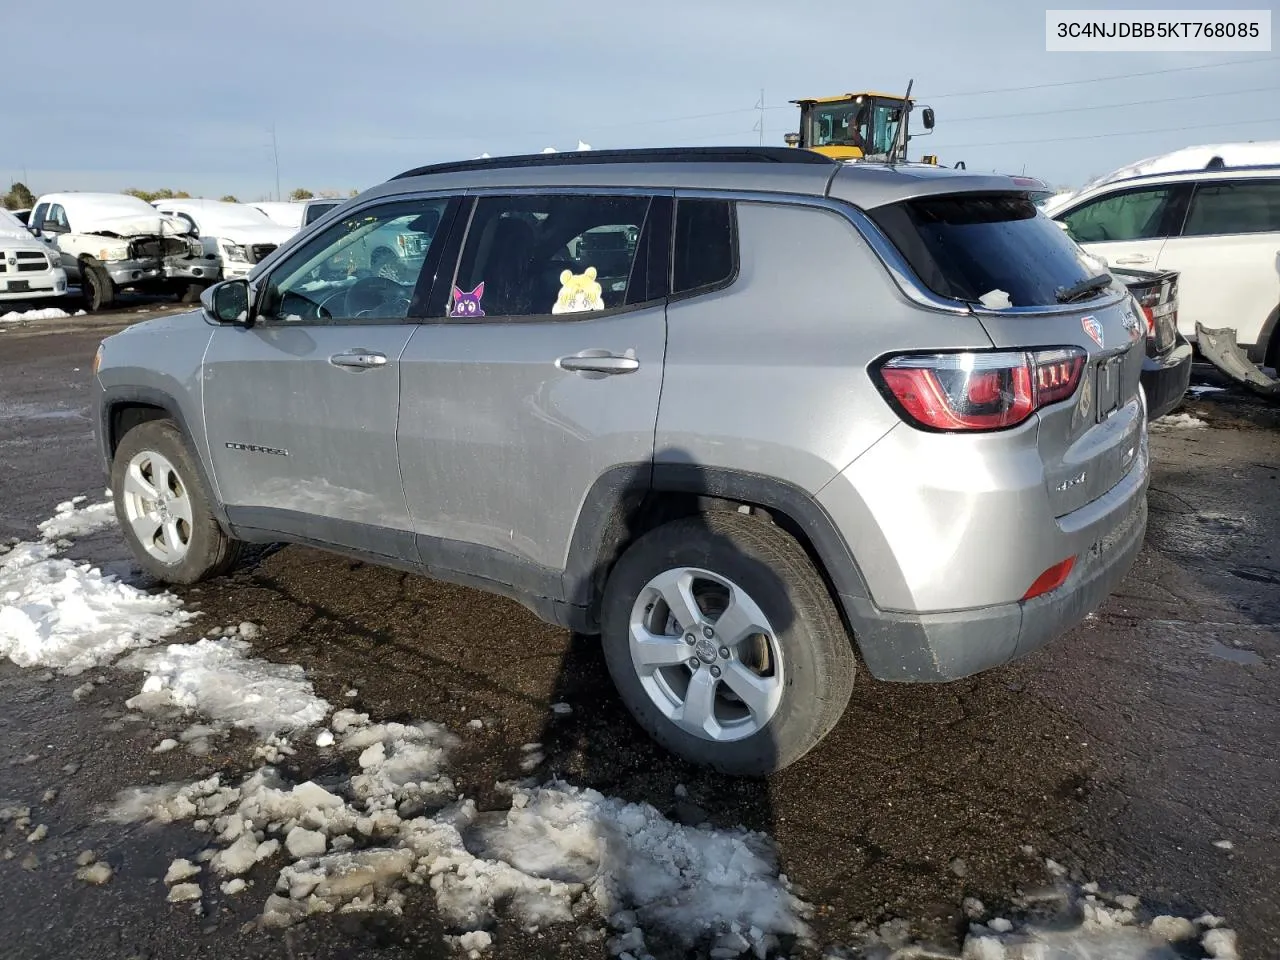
[7,280,29,292]
[1095,355,1123,422]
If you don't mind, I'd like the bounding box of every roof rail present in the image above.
[390,146,836,181]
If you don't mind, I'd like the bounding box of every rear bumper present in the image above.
[1141,338,1193,421]
[842,446,1149,682]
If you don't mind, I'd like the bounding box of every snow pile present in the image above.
[0,307,76,323]
[847,878,1236,960]
[1151,413,1208,430]
[36,494,116,541]
[0,539,192,675]
[107,708,811,956]
[121,635,331,739]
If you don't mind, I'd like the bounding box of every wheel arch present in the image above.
[563,462,873,638]
[99,387,229,527]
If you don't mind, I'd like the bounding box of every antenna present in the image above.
[889,79,913,164]
[753,89,765,145]
[271,123,281,202]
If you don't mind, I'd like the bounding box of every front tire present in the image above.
[110,419,242,584]
[81,260,115,313]
[600,511,855,776]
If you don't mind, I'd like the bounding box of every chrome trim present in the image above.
[969,288,1130,318]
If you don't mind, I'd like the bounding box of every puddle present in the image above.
[0,403,88,423]
[1207,641,1264,666]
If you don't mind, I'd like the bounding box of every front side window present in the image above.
[257,197,451,324]
[43,204,70,232]
[867,102,903,156]
[450,194,652,319]
[1183,180,1280,237]
[1060,187,1177,243]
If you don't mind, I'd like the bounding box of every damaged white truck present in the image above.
[28,193,220,311]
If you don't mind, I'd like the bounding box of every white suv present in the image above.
[0,208,66,305]
[1042,144,1280,369]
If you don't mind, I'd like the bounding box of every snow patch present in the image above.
[121,636,330,738]
[1151,413,1207,430]
[107,711,810,956]
[0,307,73,323]
[36,496,116,541]
[0,541,192,674]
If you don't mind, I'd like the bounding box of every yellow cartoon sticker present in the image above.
[552,267,605,315]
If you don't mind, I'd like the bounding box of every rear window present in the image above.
[870,193,1100,308]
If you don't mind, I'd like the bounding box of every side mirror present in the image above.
[201,279,252,326]
[922,107,935,130]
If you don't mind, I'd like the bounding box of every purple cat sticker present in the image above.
[450,283,485,318]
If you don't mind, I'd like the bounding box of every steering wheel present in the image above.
[314,275,410,320]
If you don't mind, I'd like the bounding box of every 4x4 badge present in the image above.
[1081,315,1104,349]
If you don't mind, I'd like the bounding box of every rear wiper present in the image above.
[1055,273,1112,304]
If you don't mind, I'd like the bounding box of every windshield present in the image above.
[806,101,870,148]
[869,192,1105,307]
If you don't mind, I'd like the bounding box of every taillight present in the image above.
[877,348,1086,432]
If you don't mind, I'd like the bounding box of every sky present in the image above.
[3,0,1277,202]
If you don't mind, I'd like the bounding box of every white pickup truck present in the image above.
[151,199,294,281]
[28,193,220,310]
[0,207,66,306]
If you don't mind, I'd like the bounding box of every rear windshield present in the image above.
[869,193,1100,308]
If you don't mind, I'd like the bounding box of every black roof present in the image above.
[390,146,836,181]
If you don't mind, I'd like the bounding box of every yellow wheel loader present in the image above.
[783,80,955,167]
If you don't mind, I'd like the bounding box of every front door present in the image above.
[202,195,457,559]
[397,192,670,597]
[1155,178,1280,348]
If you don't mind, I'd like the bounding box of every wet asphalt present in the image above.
[0,312,1277,960]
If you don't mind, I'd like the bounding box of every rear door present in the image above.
[201,195,458,559]
[1154,177,1280,348]
[872,191,1146,516]
[397,191,670,594]
[1056,183,1189,272]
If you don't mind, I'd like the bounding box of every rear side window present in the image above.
[452,194,652,318]
[870,193,1100,308]
[1059,186,1180,243]
[1183,180,1280,236]
[672,199,736,295]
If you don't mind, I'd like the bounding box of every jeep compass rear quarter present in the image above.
[93,148,1148,776]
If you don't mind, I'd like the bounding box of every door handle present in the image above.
[329,351,388,369]
[557,350,640,376]
[1113,255,1152,265]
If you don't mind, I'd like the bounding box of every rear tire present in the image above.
[600,511,855,776]
[110,419,242,584]
[81,260,114,313]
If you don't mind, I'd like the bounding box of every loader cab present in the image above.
[788,92,933,162]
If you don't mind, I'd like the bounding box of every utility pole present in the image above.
[271,123,281,201]
[753,89,766,145]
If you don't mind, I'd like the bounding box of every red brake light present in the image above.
[878,349,1085,432]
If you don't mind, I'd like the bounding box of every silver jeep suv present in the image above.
[92,147,1149,775]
